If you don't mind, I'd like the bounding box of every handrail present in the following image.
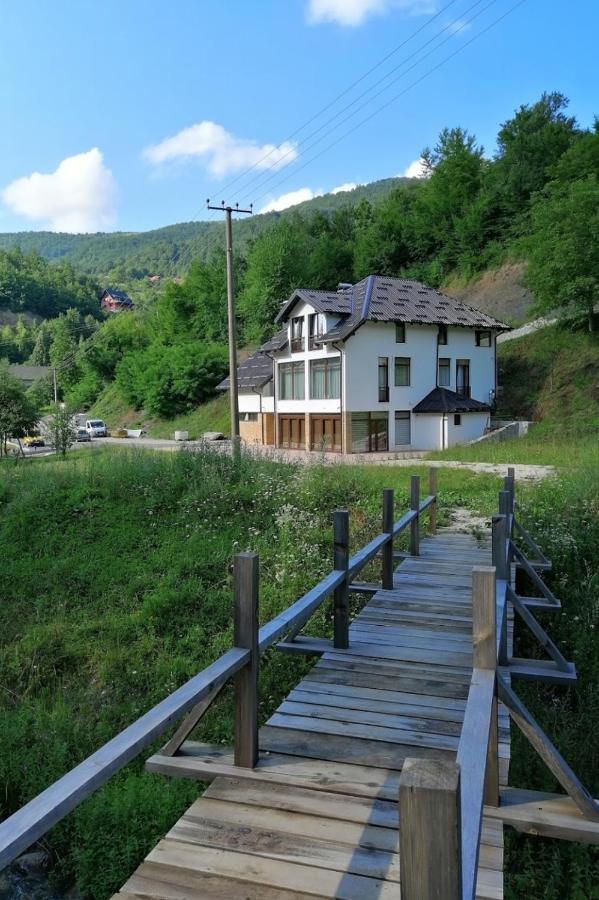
[0,472,439,872]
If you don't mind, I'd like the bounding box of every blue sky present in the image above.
[1,0,598,234]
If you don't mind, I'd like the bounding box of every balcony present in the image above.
[291,337,305,353]
[308,335,324,351]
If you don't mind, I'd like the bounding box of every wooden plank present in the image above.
[120,863,320,899]
[497,676,599,821]
[485,788,599,844]
[399,758,461,900]
[508,587,570,671]
[258,569,344,652]
[161,682,224,758]
[507,658,577,685]
[276,699,463,737]
[0,646,250,870]
[472,566,499,808]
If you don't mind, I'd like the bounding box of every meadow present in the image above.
[0,447,597,897]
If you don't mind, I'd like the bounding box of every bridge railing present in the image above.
[399,469,515,900]
[0,469,438,871]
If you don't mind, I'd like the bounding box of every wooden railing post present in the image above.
[234,552,259,768]
[333,509,350,649]
[382,490,394,590]
[473,565,499,807]
[399,758,461,900]
[410,475,420,556]
[428,467,438,534]
[492,514,509,666]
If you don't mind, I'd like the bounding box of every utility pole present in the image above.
[207,200,253,461]
[52,367,58,405]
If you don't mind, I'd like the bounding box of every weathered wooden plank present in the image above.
[120,863,319,899]
[0,646,250,871]
[485,788,599,844]
[234,553,259,768]
[333,509,350,649]
[382,489,394,589]
[258,569,344,652]
[277,699,463,737]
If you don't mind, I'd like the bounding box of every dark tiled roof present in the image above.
[260,328,288,352]
[412,387,491,414]
[102,289,132,303]
[275,287,353,323]
[217,349,273,392]
[316,276,509,342]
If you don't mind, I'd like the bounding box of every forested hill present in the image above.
[0,177,408,280]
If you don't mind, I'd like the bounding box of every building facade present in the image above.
[218,275,509,453]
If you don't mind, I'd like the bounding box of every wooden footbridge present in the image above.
[1,468,598,898]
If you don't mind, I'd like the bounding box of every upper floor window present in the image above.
[438,325,448,345]
[438,358,451,387]
[394,357,411,387]
[279,361,305,399]
[475,330,491,347]
[310,358,340,399]
[291,316,304,352]
[456,359,470,397]
[395,322,406,343]
[378,357,389,402]
[309,313,327,350]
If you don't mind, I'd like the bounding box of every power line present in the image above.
[251,0,527,210]
[212,0,464,202]
[233,0,495,203]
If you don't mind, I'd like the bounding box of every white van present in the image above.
[86,419,108,437]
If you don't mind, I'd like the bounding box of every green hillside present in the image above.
[0,177,409,279]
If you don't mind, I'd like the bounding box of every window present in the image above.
[475,330,491,347]
[378,357,389,402]
[242,412,258,422]
[438,358,451,387]
[278,362,305,399]
[394,357,411,387]
[456,360,470,397]
[310,358,341,399]
[309,313,326,349]
[351,412,388,453]
[395,411,411,446]
[395,322,406,343]
[454,414,462,426]
[438,325,448,345]
[290,316,304,352]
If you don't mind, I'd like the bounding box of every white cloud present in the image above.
[445,18,471,35]
[307,0,436,27]
[144,121,297,177]
[401,157,428,178]
[331,182,360,194]
[2,148,116,233]
[259,187,323,213]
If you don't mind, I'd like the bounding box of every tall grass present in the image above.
[0,448,501,898]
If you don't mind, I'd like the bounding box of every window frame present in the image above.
[394,356,411,387]
[454,413,462,426]
[394,410,411,446]
[378,357,389,403]
[475,330,491,347]
[278,361,305,400]
[308,312,327,350]
[438,357,451,388]
[309,357,341,400]
[290,316,304,352]
[438,324,448,345]
[456,359,470,397]
[395,322,406,343]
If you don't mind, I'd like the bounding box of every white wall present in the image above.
[446,412,489,446]
[238,388,274,413]
[409,412,490,450]
[410,415,443,451]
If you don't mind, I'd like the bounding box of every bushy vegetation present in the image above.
[0,448,499,898]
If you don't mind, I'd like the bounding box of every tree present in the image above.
[0,365,38,456]
[46,405,74,457]
[526,175,599,331]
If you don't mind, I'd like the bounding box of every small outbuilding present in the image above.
[100,289,134,313]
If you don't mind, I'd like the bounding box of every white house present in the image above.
[218,275,509,453]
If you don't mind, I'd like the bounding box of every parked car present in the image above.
[74,427,92,442]
[23,433,45,448]
[86,419,107,437]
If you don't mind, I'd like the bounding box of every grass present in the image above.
[428,423,599,468]
[89,384,231,440]
[0,448,501,899]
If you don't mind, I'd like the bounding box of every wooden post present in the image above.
[234,552,259,768]
[504,473,515,512]
[472,566,499,806]
[382,490,394,590]
[499,489,511,518]
[492,515,509,667]
[333,509,350,649]
[399,758,461,900]
[428,467,438,534]
[410,475,420,557]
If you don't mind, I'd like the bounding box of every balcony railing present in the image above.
[291,337,304,353]
[308,335,324,350]
[378,386,389,402]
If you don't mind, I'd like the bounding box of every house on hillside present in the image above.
[100,289,134,313]
[218,275,509,453]
[8,364,52,389]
